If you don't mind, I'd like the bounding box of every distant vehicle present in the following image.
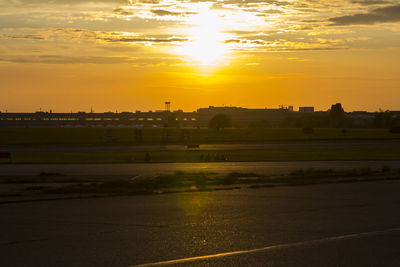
[187,144,200,149]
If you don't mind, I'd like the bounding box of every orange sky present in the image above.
[1,0,400,112]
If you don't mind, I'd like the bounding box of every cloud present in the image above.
[0,34,44,40]
[214,0,291,6]
[12,0,128,4]
[134,0,160,3]
[101,36,189,43]
[351,0,391,6]
[2,0,399,58]
[224,39,244,44]
[1,55,134,64]
[224,37,352,52]
[151,9,197,17]
[0,28,189,44]
[261,9,284,14]
[113,7,134,16]
[329,4,400,25]
[0,55,185,66]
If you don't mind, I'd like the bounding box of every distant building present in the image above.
[299,107,314,113]
[348,111,375,127]
[195,106,295,127]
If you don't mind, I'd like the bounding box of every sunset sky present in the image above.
[1,0,399,112]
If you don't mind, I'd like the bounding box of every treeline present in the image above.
[249,103,352,128]
[373,111,400,133]
[373,111,400,128]
[250,113,354,128]
[248,103,400,130]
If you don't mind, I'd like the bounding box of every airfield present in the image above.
[1,127,400,266]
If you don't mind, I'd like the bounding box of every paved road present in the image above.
[2,141,400,152]
[1,161,400,176]
[1,181,400,266]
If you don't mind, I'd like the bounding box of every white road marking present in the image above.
[131,227,400,267]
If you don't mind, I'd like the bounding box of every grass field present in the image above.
[1,127,400,163]
[3,168,400,198]
[0,127,399,146]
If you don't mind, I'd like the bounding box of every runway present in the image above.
[1,161,400,176]
[2,141,400,152]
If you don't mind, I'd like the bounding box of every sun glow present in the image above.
[177,7,230,66]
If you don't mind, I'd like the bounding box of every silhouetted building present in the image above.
[299,107,314,113]
[0,105,385,128]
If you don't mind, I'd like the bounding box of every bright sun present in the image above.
[178,7,229,66]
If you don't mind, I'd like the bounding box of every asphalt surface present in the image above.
[1,142,400,152]
[1,180,400,266]
[1,161,400,176]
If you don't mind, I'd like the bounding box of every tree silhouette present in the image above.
[373,111,392,128]
[330,103,345,127]
[209,113,232,131]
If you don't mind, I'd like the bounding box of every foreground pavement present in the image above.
[1,180,400,266]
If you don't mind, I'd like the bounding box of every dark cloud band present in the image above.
[329,4,400,25]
